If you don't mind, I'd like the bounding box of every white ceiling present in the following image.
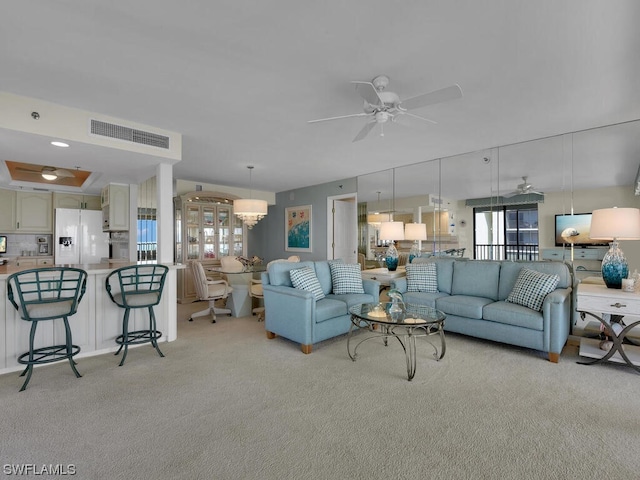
[1,1,640,200]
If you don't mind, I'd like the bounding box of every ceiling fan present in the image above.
[503,176,544,197]
[308,75,463,142]
[16,165,75,180]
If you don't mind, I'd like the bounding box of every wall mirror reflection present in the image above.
[358,119,640,270]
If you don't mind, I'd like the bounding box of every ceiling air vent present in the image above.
[91,119,170,149]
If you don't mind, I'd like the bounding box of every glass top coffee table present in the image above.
[348,302,446,381]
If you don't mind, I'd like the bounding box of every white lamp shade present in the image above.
[590,207,640,240]
[233,198,268,216]
[404,223,427,241]
[379,221,405,241]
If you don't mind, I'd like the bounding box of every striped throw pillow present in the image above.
[506,268,559,312]
[290,266,325,301]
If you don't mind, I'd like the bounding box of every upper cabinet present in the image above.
[53,192,101,210]
[15,191,53,233]
[0,189,17,232]
[101,184,130,231]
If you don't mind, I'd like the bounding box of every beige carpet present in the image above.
[0,302,639,480]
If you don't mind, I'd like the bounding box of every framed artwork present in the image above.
[285,205,312,252]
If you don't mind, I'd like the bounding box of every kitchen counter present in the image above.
[0,261,184,376]
[0,260,185,277]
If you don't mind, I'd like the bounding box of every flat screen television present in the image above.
[554,213,610,247]
[0,236,6,254]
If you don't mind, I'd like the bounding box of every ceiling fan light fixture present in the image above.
[41,167,58,181]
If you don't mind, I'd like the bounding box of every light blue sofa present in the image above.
[390,257,573,362]
[262,260,380,353]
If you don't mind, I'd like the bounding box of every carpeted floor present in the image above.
[0,302,639,480]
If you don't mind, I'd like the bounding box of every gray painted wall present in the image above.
[247,177,357,263]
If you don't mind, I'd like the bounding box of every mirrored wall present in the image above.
[357,119,640,265]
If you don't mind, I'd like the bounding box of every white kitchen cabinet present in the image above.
[101,184,129,231]
[15,258,37,267]
[0,189,16,232]
[53,192,101,210]
[16,192,53,233]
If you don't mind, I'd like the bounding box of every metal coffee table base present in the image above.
[347,319,446,381]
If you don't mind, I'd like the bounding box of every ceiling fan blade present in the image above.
[400,111,438,125]
[308,112,369,124]
[399,84,463,111]
[353,121,376,143]
[15,167,40,174]
[351,81,383,106]
[54,169,75,178]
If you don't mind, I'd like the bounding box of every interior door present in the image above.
[332,197,357,263]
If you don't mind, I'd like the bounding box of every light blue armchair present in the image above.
[262,260,380,353]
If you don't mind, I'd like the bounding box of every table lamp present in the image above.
[405,223,427,263]
[589,207,640,289]
[379,221,404,271]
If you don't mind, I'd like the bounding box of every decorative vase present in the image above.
[385,243,399,271]
[601,241,628,289]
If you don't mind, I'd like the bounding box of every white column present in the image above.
[156,163,174,264]
[128,183,138,262]
[156,163,176,341]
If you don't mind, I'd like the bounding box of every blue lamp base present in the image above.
[601,241,628,289]
[408,242,420,265]
[385,243,399,271]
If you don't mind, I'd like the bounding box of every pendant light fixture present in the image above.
[234,166,268,229]
[367,192,391,226]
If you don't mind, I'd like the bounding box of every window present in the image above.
[474,205,539,260]
[138,207,157,261]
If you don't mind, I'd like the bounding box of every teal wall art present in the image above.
[285,205,312,252]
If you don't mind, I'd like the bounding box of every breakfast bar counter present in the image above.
[0,261,183,376]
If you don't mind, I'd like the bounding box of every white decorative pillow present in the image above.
[329,263,365,294]
[290,266,325,301]
[506,268,559,312]
[406,263,438,293]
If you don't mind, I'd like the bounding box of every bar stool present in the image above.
[105,264,168,366]
[7,267,87,391]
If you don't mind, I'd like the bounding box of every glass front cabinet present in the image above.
[175,192,245,302]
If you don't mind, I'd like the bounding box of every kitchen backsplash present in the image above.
[2,233,53,257]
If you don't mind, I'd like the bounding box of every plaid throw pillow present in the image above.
[506,268,559,312]
[406,262,438,293]
[329,263,364,294]
[290,266,325,301]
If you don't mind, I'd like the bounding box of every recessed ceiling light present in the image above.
[51,141,69,148]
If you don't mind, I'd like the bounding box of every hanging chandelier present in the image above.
[234,166,268,229]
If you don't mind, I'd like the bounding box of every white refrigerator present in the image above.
[55,208,110,264]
